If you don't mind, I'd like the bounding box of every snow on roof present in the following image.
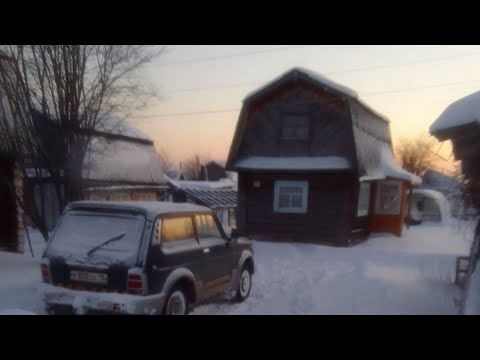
[382,147,422,185]
[67,200,211,218]
[232,156,351,171]
[412,188,448,202]
[170,178,235,190]
[84,137,168,185]
[244,67,358,101]
[94,114,152,142]
[180,188,237,209]
[430,90,480,133]
[421,170,460,192]
[360,144,422,185]
[410,188,452,223]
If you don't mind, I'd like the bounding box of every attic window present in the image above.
[282,115,310,141]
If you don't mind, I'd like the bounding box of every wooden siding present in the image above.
[241,172,354,245]
[236,84,356,163]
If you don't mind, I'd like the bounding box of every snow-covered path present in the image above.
[192,222,473,315]
[0,220,474,315]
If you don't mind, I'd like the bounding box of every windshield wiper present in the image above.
[86,233,127,256]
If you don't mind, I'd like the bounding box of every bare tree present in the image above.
[157,147,173,172]
[395,134,436,176]
[183,153,210,180]
[0,45,165,240]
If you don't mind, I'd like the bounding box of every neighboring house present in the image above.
[430,90,480,314]
[226,67,421,246]
[200,161,227,181]
[430,90,480,213]
[23,114,169,231]
[422,170,460,195]
[168,178,237,232]
[82,115,169,201]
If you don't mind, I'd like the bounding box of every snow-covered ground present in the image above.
[0,219,475,315]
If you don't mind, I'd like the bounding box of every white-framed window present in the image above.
[273,180,309,214]
[357,182,371,217]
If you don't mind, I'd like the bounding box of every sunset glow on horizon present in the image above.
[132,45,480,173]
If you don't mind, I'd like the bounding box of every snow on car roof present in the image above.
[66,201,212,218]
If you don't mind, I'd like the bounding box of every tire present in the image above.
[234,266,252,303]
[163,286,189,315]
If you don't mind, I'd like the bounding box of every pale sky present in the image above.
[132,45,480,171]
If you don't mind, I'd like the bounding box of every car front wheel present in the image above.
[234,267,252,302]
[163,287,189,315]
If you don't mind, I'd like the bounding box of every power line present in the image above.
[363,78,480,96]
[325,51,480,76]
[134,78,480,119]
[167,51,480,95]
[135,108,240,119]
[158,45,314,66]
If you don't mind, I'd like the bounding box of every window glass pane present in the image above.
[357,182,371,217]
[161,217,194,244]
[291,194,303,208]
[375,181,402,215]
[278,194,291,208]
[195,214,222,239]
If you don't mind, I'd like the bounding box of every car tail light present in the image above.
[127,269,146,295]
[40,259,51,283]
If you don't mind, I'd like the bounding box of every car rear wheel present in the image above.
[163,287,189,315]
[234,266,252,302]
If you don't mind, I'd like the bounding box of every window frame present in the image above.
[273,180,309,214]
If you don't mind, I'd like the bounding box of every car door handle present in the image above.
[203,248,210,254]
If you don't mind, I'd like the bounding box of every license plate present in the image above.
[70,270,108,285]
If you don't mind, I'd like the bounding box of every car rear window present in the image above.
[45,210,145,264]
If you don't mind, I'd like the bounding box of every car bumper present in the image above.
[41,284,166,315]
